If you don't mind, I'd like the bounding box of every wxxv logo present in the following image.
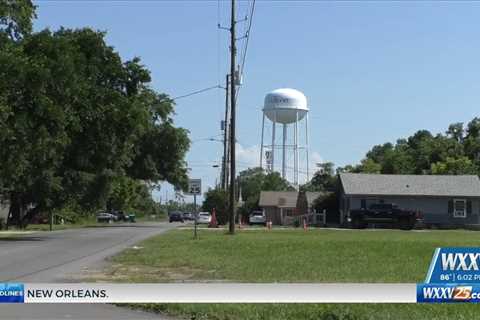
[425,248,480,284]
[417,284,480,303]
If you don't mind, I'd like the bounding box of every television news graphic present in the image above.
[0,283,24,303]
[1,283,416,303]
[417,247,480,303]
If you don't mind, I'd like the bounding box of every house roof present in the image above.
[259,191,298,208]
[339,173,480,197]
[305,192,323,205]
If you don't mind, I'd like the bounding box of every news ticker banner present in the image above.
[2,247,480,303]
[2,283,416,303]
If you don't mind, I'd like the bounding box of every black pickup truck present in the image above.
[349,203,420,230]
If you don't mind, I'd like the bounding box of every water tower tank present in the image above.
[263,88,309,124]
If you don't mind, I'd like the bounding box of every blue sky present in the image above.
[33,1,480,202]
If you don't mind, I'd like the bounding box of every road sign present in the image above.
[187,179,201,195]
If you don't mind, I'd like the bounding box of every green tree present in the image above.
[446,122,464,143]
[430,157,478,175]
[357,158,381,174]
[202,188,228,224]
[302,162,337,191]
[0,27,189,226]
[236,167,291,216]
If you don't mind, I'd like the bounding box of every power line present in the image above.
[239,0,255,78]
[235,0,256,101]
[172,85,222,101]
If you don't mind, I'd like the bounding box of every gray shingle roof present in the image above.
[340,173,480,197]
[259,191,298,208]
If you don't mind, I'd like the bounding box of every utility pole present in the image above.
[221,74,230,190]
[228,0,236,235]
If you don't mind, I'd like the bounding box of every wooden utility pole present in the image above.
[228,0,236,235]
[221,74,230,190]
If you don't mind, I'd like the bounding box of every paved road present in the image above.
[0,222,177,320]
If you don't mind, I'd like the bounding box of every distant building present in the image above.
[339,173,480,227]
[259,191,298,225]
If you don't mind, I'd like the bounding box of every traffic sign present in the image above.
[187,179,201,195]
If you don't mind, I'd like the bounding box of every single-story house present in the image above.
[258,191,298,225]
[339,173,480,227]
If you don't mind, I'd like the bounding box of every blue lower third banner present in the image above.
[0,283,24,303]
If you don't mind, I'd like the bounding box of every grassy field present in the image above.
[102,228,480,319]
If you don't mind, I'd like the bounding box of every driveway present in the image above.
[0,222,177,319]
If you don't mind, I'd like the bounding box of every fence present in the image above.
[284,210,327,227]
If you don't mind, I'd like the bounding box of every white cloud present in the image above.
[236,143,261,169]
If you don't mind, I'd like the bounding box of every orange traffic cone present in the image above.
[209,208,218,228]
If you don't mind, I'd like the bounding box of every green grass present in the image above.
[21,216,135,231]
[104,228,480,319]
[24,222,94,231]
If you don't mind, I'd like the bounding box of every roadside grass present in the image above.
[24,221,96,231]
[103,228,480,319]
[0,231,33,239]
[14,216,150,232]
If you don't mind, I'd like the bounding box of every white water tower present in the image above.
[259,88,310,186]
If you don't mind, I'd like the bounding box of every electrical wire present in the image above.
[239,0,255,80]
[172,85,222,101]
[235,0,256,100]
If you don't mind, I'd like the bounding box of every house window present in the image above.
[454,199,467,218]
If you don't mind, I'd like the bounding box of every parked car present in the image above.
[111,210,128,222]
[169,212,184,223]
[197,212,212,224]
[349,203,421,230]
[249,210,266,225]
[96,212,116,223]
[183,212,194,220]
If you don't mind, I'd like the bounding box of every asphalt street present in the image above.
[0,222,177,320]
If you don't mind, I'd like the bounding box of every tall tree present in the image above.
[302,162,337,191]
[202,188,229,224]
[236,167,291,216]
[0,27,189,226]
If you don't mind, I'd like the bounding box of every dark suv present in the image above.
[349,203,420,230]
[169,212,184,223]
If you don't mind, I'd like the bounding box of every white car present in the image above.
[249,211,266,225]
[197,212,212,224]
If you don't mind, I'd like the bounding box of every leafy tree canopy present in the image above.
[0,5,189,226]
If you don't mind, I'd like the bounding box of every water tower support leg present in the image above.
[260,113,265,169]
[306,112,310,181]
[271,112,276,173]
[294,111,299,185]
[282,123,286,179]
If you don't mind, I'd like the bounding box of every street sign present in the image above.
[187,179,201,240]
[187,179,201,195]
